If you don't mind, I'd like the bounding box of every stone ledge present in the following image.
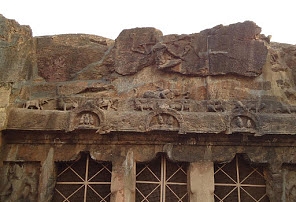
[6,108,296,136]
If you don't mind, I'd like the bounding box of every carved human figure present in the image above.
[79,113,94,126]
[97,98,118,110]
[167,116,174,126]
[232,116,255,130]
[158,114,164,125]
[0,163,38,202]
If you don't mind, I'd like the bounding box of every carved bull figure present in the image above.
[24,99,48,110]
[134,99,154,111]
[57,97,78,111]
[169,100,191,111]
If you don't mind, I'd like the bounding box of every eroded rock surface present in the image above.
[0,14,34,82]
[36,34,114,82]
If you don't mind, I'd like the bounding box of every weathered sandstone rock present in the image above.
[0,14,34,82]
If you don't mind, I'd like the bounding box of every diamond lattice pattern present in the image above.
[53,153,112,202]
[136,154,188,202]
[214,154,269,202]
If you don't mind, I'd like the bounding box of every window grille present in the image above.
[214,154,269,202]
[136,154,188,202]
[53,153,112,202]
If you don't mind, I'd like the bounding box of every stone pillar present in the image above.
[39,147,56,202]
[282,165,296,202]
[189,161,214,202]
[265,164,283,202]
[110,150,135,202]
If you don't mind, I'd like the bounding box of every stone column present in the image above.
[110,150,135,202]
[282,165,296,202]
[265,164,283,202]
[39,147,56,202]
[188,161,214,202]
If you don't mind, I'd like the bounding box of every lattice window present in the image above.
[136,154,188,202]
[53,153,112,202]
[214,154,269,202]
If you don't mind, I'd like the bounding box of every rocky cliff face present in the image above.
[1,14,296,201]
[1,16,296,135]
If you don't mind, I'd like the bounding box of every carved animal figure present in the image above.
[143,89,174,99]
[143,91,160,99]
[169,100,191,111]
[57,97,78,111]
[245,102,266,113]
[134,99,154,111]
[277,103,291,114]
[207,100,224,112]
[24,99,48,110]
[97,98,118,110]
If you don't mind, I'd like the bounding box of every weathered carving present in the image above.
[57,96,79,111]
[79,113,94,126]
[233,100,266,114]
[230,113,258,135]
[77,112,98,129]
[143,88,175,99]
[23,99,48,110]
[149,113,180,131]
[207,100,225,112]
[153,42,184,71]
[0,163,39,202]
[146,109,184,134]
[113,27,162,75]
[68,100,105,131]
[283,165,296,202]
[96,98,118,110]
[169,100,191,112]
[134,98,154,111]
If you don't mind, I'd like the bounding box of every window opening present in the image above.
[136,154,188,202]
[53,153,112,202]
[214,154,269,202]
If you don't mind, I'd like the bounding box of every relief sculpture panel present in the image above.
[0,162,39,202]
